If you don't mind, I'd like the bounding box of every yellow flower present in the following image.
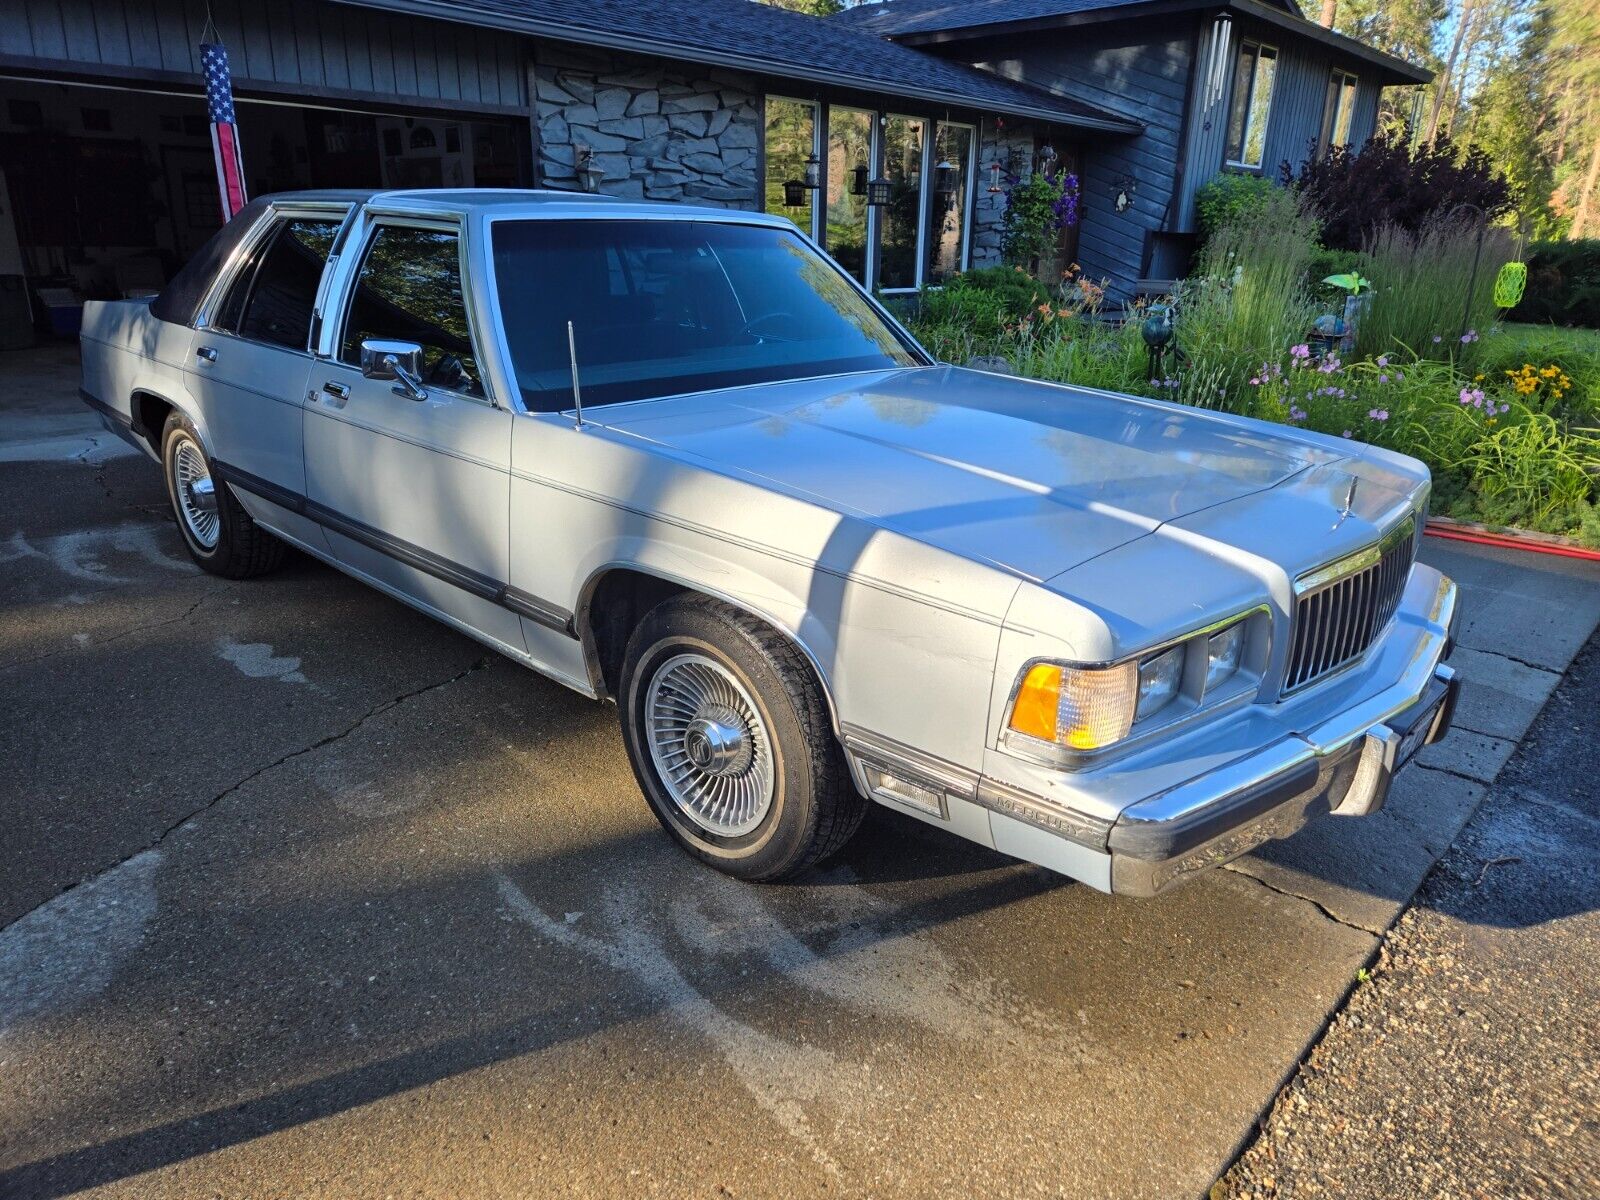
[1474,374,1484,382]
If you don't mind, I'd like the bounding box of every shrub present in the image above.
[1352,215,1513,361]
[1284,133,1513,253]
[1194,174,1281,245]
[1509,240,1600,327]
[1000,170,1080,267]
[914,266,1051,350]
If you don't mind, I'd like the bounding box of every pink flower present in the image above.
[1290,344,1311,360]
[1458,387,1484,407]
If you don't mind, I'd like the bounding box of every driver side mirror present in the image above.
[360,339,429,401]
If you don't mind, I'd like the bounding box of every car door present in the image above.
[303,217,523,657]
[187,210,344,549]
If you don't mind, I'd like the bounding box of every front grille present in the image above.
[1284,518,1416,693]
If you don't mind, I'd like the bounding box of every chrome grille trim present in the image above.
[1284,517,1416,694]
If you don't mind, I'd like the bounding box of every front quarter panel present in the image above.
[507,414,1020,777]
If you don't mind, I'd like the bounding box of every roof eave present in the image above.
[888,0,1431,86]
[329,0,1142,133]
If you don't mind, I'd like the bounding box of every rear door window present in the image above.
[213,217,339,350]
[339,226,484,398]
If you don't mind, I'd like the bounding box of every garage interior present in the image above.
[0,75,531,347]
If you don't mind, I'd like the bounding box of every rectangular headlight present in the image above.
[1136,644,1184,720]
[1205,622,1245,691]
[1007,660,1137,752]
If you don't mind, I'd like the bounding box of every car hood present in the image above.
[592,366,1351,580]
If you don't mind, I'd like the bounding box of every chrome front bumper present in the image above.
[1106,662,1459,896]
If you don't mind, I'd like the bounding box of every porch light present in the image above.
[851,163,869,196]
[934,157,960,195]
[803,151,822,190]
[576,146,604,193]
[866,176,893,206]
[783,179,808,208]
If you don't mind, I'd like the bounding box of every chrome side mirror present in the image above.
[360,339,429,401]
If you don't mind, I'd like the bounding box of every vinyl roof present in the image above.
[333,0,1143,132]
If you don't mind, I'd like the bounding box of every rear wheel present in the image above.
[619,596,866,881]
[161,412,284,578]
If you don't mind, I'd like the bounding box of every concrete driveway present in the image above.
[3,344,1597,1199]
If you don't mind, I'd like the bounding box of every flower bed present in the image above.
[909,270,1600,546]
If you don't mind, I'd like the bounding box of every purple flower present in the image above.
[1341,430,1353,438]
[1290,344,1311,360]
[1318,356,1341,374]
[1461,330,1478,344]
[1378,374,1390,384]
[1458,387,1485,407]
[1367,408,1389,422]
[1498,402,1511,414]
[1288,406,1306,422]
[1376,355,1389,368]
[1432,335,1443,344]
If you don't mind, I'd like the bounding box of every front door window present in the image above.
[825,107,873,285]
[878,115,926,291]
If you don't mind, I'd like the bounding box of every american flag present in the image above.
[201,42,248,223]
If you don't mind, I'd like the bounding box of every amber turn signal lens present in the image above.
[1009,663,1064,742]
[1007,660,1138,752]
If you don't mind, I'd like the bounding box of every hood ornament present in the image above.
[1333,475,1358,529]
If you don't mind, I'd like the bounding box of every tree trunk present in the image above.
[1319,0,1337,28]
[1572,127,1600,239]
[1426,0,1478,147]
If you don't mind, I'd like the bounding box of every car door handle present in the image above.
[322,381,350,406]
[195,346,218,364]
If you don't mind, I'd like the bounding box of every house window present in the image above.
[764,96,819,238]
[877,115,926,290]
[1224,41,1277,169]
[1321,70,1359,155]
[825,106,874,285]
[926,121,974,284]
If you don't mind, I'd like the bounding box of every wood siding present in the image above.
[973,25,1195,299]
[1181,15,1384,227]
[0,0,527,111]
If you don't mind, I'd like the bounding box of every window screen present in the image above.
[215,217,339,349]
[1225,43,1278,169]
[340,226,484,398]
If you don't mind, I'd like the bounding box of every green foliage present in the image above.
[1510,240,1600,327]
[1000,172,1076,267]
[908,206,1600,543]
[1352,217,1514,361]
[1194,174,1282,245]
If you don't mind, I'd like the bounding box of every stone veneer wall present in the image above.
[970,122,1040,269]
[533,45,762,207]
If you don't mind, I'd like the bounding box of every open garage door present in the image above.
[0,76,531,339]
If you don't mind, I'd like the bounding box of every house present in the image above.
[836,0,1433,297]
[0,0,1426,329]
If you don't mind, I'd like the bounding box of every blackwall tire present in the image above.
[619,596,866,881]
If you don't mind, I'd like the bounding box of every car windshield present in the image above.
[489,218,924,411]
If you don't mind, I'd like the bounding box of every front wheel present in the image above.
[619,596,866,881]
[161,412,285,578]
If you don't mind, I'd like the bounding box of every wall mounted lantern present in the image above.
[783,179,808,208]
[866,176,893,206]
[803,151,822,190]
[576,146,604,193]
[1036,142,1058,171]
[851,163,869,196]
[934,157,960,195]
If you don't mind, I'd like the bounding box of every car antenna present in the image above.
[567,320,585,430]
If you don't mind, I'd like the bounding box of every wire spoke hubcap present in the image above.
[173,437,220,550]
[645,653,775,837]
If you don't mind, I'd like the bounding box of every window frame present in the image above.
[1224,40,1279,171]
[195,203,350,356]
[333,216,496,407]
[1320,68,1360,157]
